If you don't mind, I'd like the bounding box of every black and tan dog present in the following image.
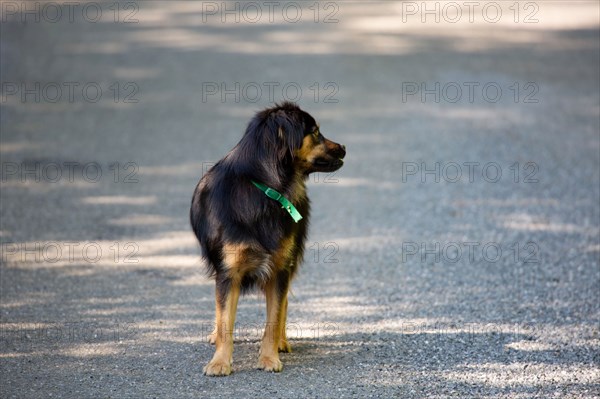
[190,102,346,376]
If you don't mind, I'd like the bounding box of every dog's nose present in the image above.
[339,144,346,158]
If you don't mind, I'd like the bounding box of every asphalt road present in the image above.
[1,2,599,398]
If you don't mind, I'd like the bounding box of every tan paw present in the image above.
[207,331,217,345]
[278,340,292,353]
[256,355,283,372]
[203,359,232,376]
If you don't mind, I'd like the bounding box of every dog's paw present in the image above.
[278,340,292,353]
[207,331,217,345]
[256,356,283,372]
[203,359,232,376]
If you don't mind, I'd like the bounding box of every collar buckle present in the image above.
[264,187,282,201]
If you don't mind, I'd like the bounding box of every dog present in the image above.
[190,102,346,376]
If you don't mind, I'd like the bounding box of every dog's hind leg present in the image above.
[257,273,290,372]
[203,275,240,376]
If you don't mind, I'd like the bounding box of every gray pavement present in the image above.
[1,1,599,398]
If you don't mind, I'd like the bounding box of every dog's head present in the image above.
[294,119,346,174]
[248,102,346,175]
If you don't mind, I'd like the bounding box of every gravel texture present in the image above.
[1,2,599,398]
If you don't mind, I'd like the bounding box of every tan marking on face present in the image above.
[295,135,328,170]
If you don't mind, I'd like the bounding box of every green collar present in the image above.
[251,180,303,223]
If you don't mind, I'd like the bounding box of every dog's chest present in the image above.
[287,175,307,206]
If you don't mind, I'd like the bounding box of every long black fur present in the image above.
[190,102,313,293]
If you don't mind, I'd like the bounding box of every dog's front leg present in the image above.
[257,277,287,372]
[278,294,292,353]
[203,276,240,376]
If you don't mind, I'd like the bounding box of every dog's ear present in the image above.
[240,105,306,176]
[271,110,304,160]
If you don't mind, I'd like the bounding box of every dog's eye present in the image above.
[313,129,320,139]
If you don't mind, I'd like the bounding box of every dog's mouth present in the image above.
[313,157,344,172]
